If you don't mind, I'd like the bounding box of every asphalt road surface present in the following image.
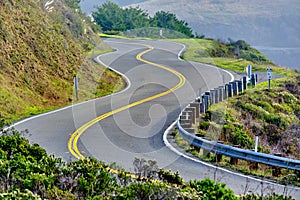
[14,39,300,198]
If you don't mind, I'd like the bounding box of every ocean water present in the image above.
[256,47,300,71]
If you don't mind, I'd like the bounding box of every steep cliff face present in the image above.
[0,0,123,121]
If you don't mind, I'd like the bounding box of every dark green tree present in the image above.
[92,2,194,37]
[92,1,125,31]
[123,6,149,30]
[150,11,193,37]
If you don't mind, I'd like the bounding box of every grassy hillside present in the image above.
[171,38,299,159]
[0,0,124,122]
[170,38,299,183]
[170,38,288,74]
[201,75,300,158]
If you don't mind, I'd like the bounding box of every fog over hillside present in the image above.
[80,0,300,69]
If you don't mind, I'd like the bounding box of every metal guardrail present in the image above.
[177,121,300,171]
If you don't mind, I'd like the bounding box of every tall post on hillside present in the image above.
[267,66,272,90]
[159,29,163,38]
[247,65,252,79]
[74,76,79,101]
[255,135,259,152]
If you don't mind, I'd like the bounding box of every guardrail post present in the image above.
[251,74,256,87]
[242,76,247,90]
[214,88,219,104]
[185,107,196,124]
[216,141,224,162]
[230,157,238,165]
[223,85,228,100]
[230,145,240,165]
[210,90,215,105]
[216,154,222,162]
[249,161,258,170]
[181,112,191,124]
[200,102,205,114]
[179,117,192,129]
[237,80,243,93]
[226,83,233,97]
[203,94,210,112]
[230,81,238,96]
[272,166,281,177]
[218,86,225,102]
[272,153,282,177]
[190,103,200,118]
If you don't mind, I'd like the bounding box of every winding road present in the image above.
[14,39,300,198]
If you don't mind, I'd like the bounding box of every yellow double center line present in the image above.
[68,43,186,160]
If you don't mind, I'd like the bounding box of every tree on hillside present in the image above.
[92,1,194,37]
[92,1,125,31]
[150,11,194,37]
[123,6,149,30]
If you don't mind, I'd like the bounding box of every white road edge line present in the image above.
[162,120,299,193]
[163,42,298,192]
[162,49,297,192]
[7,38,294,193]
[8,48,132,129]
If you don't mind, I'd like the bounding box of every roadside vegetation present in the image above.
[169,37,300,186]
[1,0,299,199]
[0,0,124,123]
[0,121,294,199]
[170,38,293,75]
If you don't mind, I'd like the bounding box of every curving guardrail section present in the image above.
[177,74,300,171]
[177,121,300,170]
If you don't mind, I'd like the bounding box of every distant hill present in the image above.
[80,0,300,69]
[126,0,300,46]
[80,0,300,45]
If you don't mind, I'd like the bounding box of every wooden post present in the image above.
[216,154,222,162]
[230,157,238,165]
[272,153,282,177]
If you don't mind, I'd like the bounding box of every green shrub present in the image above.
[114,182,176,199]
[255,101,274,113]
[264,113,290,129]
[199,121,210,130]
[240,103,269,119]
[279,91,297,104]
[231,129,253,148]
[197,129,206,137]
[189,179,238,200]
[158,169,183,185]
[223,123,253,148]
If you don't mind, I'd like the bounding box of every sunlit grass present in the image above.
[170,38,294,76]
